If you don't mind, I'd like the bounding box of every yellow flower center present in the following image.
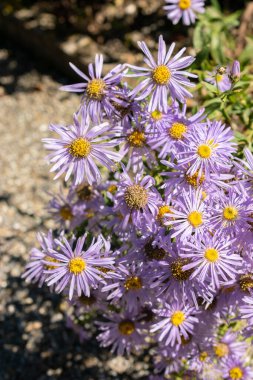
[69,138,91,158]
[229,367,243,380]
[169,122,187,140]
[216,74,223,83]
[171,311,185,326]
[107,184,117,194]
[214,343,229,357]
[170,259,192,281]
[157,205,170,221]
[179,0,191,10]
[68,257,86,275]
[223,206,238,221]
[44,255,59,270]
[124,184,148,209]
[124,276,142,290]
[86,78,106,100]
[144,241,166,260]
[197,144,212,159]
[127,131,146,147]
[239,274,253,292]
[118,320,135,335]
[204,248,219,263]
[59,205,73,221]
[185,170,205,187]
[151,110,163,120]
[199,351,208,362]
[152,65,171,85]
[187,211,203,228]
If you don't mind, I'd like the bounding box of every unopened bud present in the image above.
[231,60,240,82]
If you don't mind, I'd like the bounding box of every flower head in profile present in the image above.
[206,66,232,92]
[44,234,115,300]
[164,0,205,25]
[60,54,125,121]
[127,35,197,111]
[43,114,120,185]
[151,300,198,346]
[22,231,56,287]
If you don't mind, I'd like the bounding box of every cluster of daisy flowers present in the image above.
[23,35,253,379]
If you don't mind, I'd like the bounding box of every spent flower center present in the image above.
[59,205,73,221]
[185,171,205,187]
[169,123,187,140]
[171,311,185,326]
[124,184,148,209]
[118,320,135,335]
[69,138,91,158]
[127,131,146,147]
[144,241,166,260]
[86,79,106,100]
[152,65,171,85]
[170,259,192,281]
[124,276,143,290]
[68,257,86,275]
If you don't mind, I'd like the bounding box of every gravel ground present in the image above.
[0,42,149,380]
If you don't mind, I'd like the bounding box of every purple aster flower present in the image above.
[127,35,197,111]
[43,114,120,186]
[140,104,173,136]
[44,234,115,300]
[22,231,57,287]
[164,0,205,26]
[222,358,253,380]
[102,262,155,313]
[113,171,159,230]
[151,244,212,307]
[209,186,252,236]
[60,54,125,121]
[164,187,209,241]
[161,160,233,197]
[206,66,232,92]
[96,312,145,355]
[153,347,180,376]
[147,105,205,158]
[178,119,236,177]
[46,187,81,229]
[213,331,248,361]
[151,300,198,346]
[118,121,156,173]
[181,233,242,289]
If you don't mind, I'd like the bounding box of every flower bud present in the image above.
[231,60,240,82]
